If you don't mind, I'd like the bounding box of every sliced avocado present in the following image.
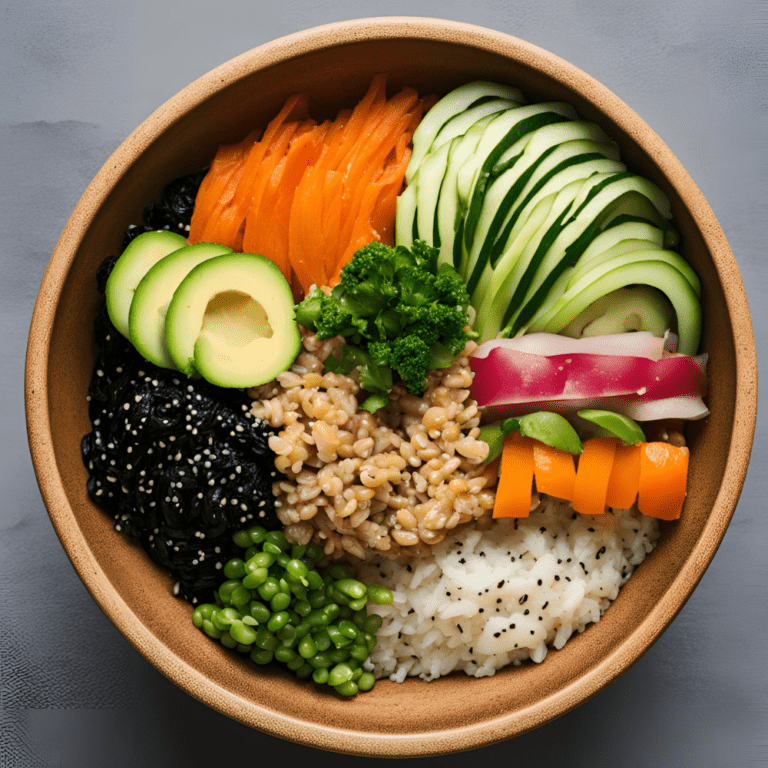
[105,230,187,338]
[128,242,232,369]
[559,285,674,338]
[165,253,300,388]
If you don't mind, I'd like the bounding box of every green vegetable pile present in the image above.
[192,526,393,697]
[296,240,473,412]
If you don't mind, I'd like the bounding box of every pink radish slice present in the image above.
[469,348,707,408]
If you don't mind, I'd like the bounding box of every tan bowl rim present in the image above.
[25,16,758,756]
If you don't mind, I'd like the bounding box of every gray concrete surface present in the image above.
[2,1,766,765]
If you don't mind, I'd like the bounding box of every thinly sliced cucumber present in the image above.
[431,98,520,153]
[541,258,702,355]
[434,118,495,271]
[464,136,622,296]
[490,156,626,267]
[415,141,453,246]
[505,174,674,335]
[525,238,666,332]
[395,177,419,248]
[457,103,578,227]
[407,81,526,181]
[519,221,666,331]
[472,183,582,341]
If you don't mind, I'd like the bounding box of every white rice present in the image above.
[359,497,659,681]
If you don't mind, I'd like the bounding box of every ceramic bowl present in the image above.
[25,17,757,757]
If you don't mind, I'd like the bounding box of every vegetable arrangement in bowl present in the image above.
[83,74,707,696]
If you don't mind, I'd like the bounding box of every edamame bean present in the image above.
[291,544,307,560]
[257,577,280,602]
[298,636,317,659]
[335,680,358,697]
[270,591,291,612]
[274,646,297,663]
[357,672,375,692]
[230,621,257,645]
[312,668,329,685]
[231,586,252,611]
[306,571,324,591]
[312,628,331,652]
[363,614,383,634]
[348,597,367,611]
[337,620,360,640]
[328,663,353,687]
[335,579,367,600]
[265,530,289,550]
[247,525,267,544]
[286,655,305,672]
[255,626,278,651]
[232,530,252,549]
[327,647,350,664]
[366,584,394,605]
[242,568,268,590]
[250,648,273,665]
[308,652,331,669]
[202,619,222,640]
[218,580,241,605]
[249,601,271,624]
[220,631,237,649]
[267,611,290,632]
[224,558,246,579]
[348,643,369,662]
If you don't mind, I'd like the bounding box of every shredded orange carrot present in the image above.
[188,130,258,242]
[188,76,435,298]
[638,442,689,520]
[605,443,642,509]
[532,443,577,502]
[572,438,618,516]
[493,432,535,518]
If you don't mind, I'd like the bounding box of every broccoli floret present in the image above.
[295,239,472,399]
[388,335,432,395]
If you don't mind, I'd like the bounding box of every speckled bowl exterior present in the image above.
[25,17,757,757]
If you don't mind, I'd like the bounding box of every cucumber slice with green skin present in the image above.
[415,140,452,246]
[407,81,526,181]
[434,118,497,272]
[504,173,675,335]
[576,410,645,445]
[542,258,702,355]
[565,219,665,287]
[487,156,627,272]
[559,286,674,338]
[395,178,419,248]
[492,171,624,332]
[165,253,300,387]
[460,107,578,245]
[128,242,232,369]
[524,239,667,332]
[456,103,578,210]
[431,98,520,153]
[569,238,699,297]
[472,189,567,342]
[464,138,622,297]
[106,230,187,339]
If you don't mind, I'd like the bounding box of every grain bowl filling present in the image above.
[83,75,707,696]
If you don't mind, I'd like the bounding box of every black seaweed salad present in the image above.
[82,173,283,604]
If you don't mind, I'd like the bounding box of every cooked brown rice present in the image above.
[248,329,494,560]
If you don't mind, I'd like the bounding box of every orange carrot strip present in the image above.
[188,131,258,242]
[572,438,618,516]
[532,443,576,502]
[638,442,689,520]
[493,432,535,518]
[207,93,308,244]
[209,120,300,247]
[605,443,642,509]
